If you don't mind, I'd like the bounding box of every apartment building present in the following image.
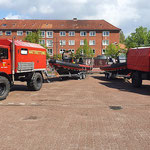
[0,18,121,57]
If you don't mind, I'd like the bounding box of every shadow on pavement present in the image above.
[10,84,28,92]
[92,75,150,96]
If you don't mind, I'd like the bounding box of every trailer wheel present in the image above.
[132,72,142,88]
[82,73,86,79]
[78,74,82,80]
[27,73,43,91]
[0,76,10,100]
[105,73,109,79]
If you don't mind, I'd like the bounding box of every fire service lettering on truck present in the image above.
[29,50,46,55]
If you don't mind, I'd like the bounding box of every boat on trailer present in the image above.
[100,62,130,79]
[49,59,92,79]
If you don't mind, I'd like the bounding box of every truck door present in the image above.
[0,47,11,74]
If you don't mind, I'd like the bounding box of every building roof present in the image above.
[0,19,120,31]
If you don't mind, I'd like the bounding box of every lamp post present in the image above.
[52,37,63,60]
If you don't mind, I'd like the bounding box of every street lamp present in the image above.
[52,37,63,59]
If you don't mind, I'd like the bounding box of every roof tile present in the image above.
[0,19,120,31]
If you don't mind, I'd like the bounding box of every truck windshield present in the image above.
[0,48,8,59]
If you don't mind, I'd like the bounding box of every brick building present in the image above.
[0,18,120,57]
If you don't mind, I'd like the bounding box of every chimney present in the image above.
[73,18,77,21]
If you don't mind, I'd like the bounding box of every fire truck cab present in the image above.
[0,39,47,100]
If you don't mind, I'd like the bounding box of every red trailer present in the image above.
[100,47,150,87]
[127,47,150,87]
[0,38,46,100]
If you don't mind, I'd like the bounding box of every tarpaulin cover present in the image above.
[127,48,150,72]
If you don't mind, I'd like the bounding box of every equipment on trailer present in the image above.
[0,38,46,100]
[100,47,150,87]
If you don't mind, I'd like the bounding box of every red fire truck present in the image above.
[0,38,46,100]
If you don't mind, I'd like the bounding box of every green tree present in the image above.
[24,30,41,44]
[75,39,94,58]
[125,26,149,48]
[53,54,62,60]
[119,30,125,44]
[105,43,121,60]
[24,30,50,59]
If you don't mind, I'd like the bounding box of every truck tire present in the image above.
[132,72,142,88]
[27,73,43,91]
[0,76,10,100]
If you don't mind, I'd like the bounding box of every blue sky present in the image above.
[0,0,150,37]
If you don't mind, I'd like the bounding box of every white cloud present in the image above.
[1,0,150,35]
[39,5,54,14]
[5,13,22,19]
[84,0,140,27]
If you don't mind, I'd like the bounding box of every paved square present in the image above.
[0,74,150,150]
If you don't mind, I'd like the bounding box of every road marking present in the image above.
[19,103,25,105]
[31,103,37,105]
[8,103,15,105]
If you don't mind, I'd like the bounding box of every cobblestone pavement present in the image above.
[0,74,150,150]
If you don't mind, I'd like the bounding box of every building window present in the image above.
[69,40,75,45]
[40,31,45,38]
[93,49,95,54]
[60,31,66,36]
[69,31,75,36]
[60,40,66,46]
[47,48,53,56]
[102,40,109,45]
[2,24,7,27]
[102,49,106,54]
[80,40,84,45]
[46,40,53,47]
[103,31,110,36]
[5,31,12,36]
[69,49,75,53]
[39,40,45,45]
[89,31,96,36]
[46,31,53,38]
[0,31,3,36]
[17,31,23,36]
[80,31,87,36]
[89,40,95,45]
[60,49,65,54]
[26,31,32,36]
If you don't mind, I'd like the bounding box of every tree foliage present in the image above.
[125,26,150,49]
[75,39,94,58]
[24,30,41,44]
[119,30,125,44]
[105,43,121,59]
[53,54,62,60]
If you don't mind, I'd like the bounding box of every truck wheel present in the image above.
[0,76,10,100]
[27,73,43,91]
[132,72,142,88]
